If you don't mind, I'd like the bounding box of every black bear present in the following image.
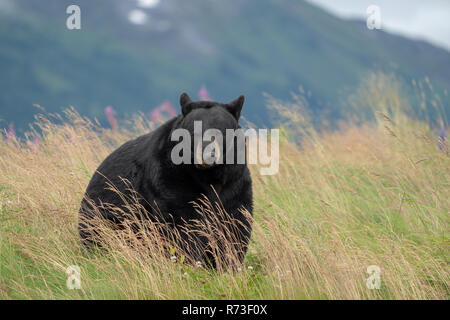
[79,93,253,268]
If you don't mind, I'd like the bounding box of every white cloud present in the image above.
[306,0,450,51]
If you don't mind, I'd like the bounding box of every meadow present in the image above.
[0,74,448,299]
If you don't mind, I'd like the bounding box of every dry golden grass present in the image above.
[0,75,449,299]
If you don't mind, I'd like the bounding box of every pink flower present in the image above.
[104,106,118,131]
[151,101,177,122]
[198,86,212,101]
[161,101,177,117]
[151,108,163,122]
[30,136,41,152]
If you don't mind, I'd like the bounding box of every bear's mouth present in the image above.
[194,163,215,170]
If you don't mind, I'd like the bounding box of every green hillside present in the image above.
[1,0,449,132]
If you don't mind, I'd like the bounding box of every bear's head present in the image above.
[173,92,245,169]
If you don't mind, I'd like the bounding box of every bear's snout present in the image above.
[195,139,222,168]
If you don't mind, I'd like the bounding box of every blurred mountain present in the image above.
[1,0,449,132]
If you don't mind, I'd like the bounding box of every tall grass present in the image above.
[0,74,448,299]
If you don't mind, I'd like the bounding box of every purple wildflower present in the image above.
[5,124,16,141]
[104,106,118,131]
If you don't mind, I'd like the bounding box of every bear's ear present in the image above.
[180,92,193,116]
[226,95,245,120]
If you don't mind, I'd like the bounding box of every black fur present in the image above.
[78,93,253,267]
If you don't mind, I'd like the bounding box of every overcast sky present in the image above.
[306,0,450,51]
